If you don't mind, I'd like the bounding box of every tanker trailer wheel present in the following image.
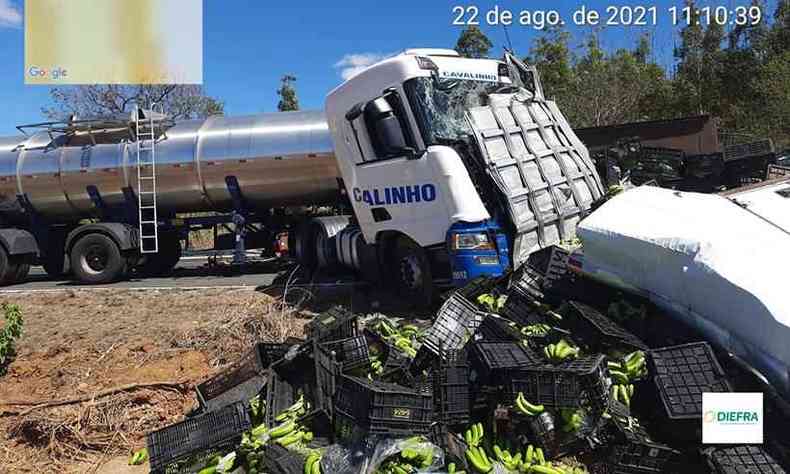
[70,233,126,284]
[137,233,182,276]
[390,236,434,308]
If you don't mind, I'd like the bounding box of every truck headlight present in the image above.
[452,232,495,251]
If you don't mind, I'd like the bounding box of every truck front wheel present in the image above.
[70,233,126,284]
[391,237,434,308]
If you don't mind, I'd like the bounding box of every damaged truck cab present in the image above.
[324,49,603,300]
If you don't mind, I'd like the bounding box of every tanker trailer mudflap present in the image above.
[0,228,38,286]
[462,60,603,273]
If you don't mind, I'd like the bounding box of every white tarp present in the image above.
[577,185,790,397]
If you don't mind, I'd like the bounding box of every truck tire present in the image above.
[391,237,434,308]
[137,233,182,276]
[70,233,126,284]
[0,247,19,286]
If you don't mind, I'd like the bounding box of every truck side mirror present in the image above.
[364,96,416,159]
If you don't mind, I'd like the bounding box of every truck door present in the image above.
[344,89,446,246]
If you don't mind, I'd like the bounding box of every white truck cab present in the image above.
[322,49,603,303]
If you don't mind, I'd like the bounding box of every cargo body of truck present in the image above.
[0,50,603,300]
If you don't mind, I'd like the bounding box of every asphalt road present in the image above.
[0,255,289,293]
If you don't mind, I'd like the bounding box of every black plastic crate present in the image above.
[560,301,647,351]
[456,275,501,305]
[333,375,433,437]
[320,335,370,373]
[471,342,541,382]
[147,401,251,474]
[311,342,340,418]
[433,351,471,426]
[655,374,731,419]
[506,355,609,410]
[196,345,269,412]
[265,352,314,428]
[648,342,726,378]
[508,264,546,301]
[607,440,681,474]
[408,344,438,376]
[364,328,411,370]
[305,306,358,343]
[499,291,545,326]
[421,293,485,359]
[705,446,786,474]
[263,444,305,474]
[525,245,570,286]
[478,314,522,342]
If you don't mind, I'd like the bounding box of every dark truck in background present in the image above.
[575,115,779,193]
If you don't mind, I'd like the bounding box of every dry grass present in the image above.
[0,287,311,472]
[171,288,311,368]
[3,387,189,473]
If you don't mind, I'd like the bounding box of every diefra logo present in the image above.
[703,410,759,425]
[702,393,763,444]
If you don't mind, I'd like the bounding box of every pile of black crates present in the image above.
[143,256,788,473]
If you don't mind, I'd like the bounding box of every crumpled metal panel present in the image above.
[466,91,603,268]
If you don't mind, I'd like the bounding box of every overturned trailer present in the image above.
[574,183,790,399]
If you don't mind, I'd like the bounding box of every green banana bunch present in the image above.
[623,351,647,379]
[521,323,552,337]
[477,293,508,313]
[463,422,485,447]
[249,394,264,424]
[276,428,313,447]
[514,392,544,416]
[304,451,322,474]
[128,448,148,466]
[274,395,305,422]
[607,351,647,384]
[493,444,522,471]
[610,383,635,407]
[268,420,297,439]
[377,320,397,337]
[394,335,418,358]
[447,462,467,474]
[370,355,385,375]
[542,339,579,362]
[559,409,585,433]
[400,324,421,338]
[465,445,493,473]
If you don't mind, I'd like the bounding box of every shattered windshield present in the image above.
[404,76,504,145]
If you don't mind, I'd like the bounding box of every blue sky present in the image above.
[0,0,777,135]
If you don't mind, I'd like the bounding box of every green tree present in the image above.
[43,85,223,121]
[525,25,574,101]
[754,51,790,143]
[454,26,493,59]
[769,0,790,53]
[277,75,299,112]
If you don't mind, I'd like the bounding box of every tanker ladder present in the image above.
[134,105,165,253]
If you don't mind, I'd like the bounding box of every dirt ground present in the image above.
[0,287,311,473]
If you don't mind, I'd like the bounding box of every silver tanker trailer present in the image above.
[0,109,342,284]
